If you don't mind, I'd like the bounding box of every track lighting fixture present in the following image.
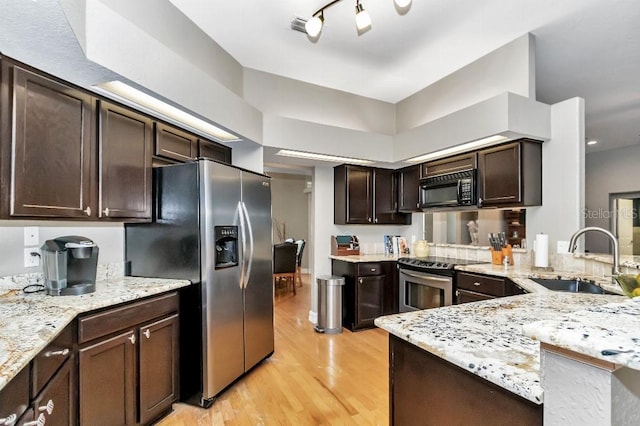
[300,0,411,40]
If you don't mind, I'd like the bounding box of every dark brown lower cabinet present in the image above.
[78,293,180,425]
[79,330,137,425]
[390,334,542,425]
[31,357,75,426]
[138,314,179,425]
[332,260,398,331]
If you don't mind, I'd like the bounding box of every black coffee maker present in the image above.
[41,236,99,296]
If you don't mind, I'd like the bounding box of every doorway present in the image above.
[610,192,640,255]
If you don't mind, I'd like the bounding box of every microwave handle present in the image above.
[456,179,463,204]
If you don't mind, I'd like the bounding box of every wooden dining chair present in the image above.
[273,242,297,295]
[294,239,306,287]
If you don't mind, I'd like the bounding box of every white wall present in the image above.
[244,68,395,136]
[396,33,536,132]
[527,98,585,253]
[585,144,640,253]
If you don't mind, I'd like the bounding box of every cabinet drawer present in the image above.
[456,289,496,304]
[357,263,383,276]
[456,272,507,297]
[32,323,74,398]
[78,292,179,344]
[0,366,29,423]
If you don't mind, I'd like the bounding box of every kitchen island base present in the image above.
[389,335,542,425]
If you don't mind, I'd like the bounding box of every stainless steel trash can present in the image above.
[315,275,345,334]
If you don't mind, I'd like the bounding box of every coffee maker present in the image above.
[41,236,99,296]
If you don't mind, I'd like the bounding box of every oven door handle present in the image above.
[401,271,452,283]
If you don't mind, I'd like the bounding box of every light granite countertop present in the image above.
[329,254,400,263]
[375,293,627,404]
[372,260,640,405]
[0,273,190,392]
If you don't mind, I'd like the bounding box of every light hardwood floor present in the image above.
[158,274,389,426]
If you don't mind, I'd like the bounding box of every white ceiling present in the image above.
[168,0,640,155]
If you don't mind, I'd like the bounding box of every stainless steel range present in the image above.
[397,257,483,312]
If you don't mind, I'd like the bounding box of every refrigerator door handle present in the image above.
[238,201,247,289]
[241,201,254,288]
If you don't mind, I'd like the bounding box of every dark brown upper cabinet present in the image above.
[335,165,372,224]
[198,138,232,164]
[99,101,153,220]
[154,122,198,163]
[397,165,421,213]
[0,62,96,219]
[334,165,411,225]
[153,122,232,166]
[477,139,542,208]
[422,152,477,178]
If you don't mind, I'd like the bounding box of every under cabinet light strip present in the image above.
[93,81,241,142]
[405,135,509,163]
[276,149,374,165]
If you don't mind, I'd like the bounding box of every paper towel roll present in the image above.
[534,233,549,267]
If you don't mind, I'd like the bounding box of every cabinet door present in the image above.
[346,166,373,224]
[397,165,420,212]
[99,101,152,220]
[477,142,521,207]
[79,330,137,426]
[32,357,75,426]
[138,314,179,425]
[7,65,94,218]
[373,169,396,223]
[198,139,232,164]
[155,122,197,163]
[356,275,384,328]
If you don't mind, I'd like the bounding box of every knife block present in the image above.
[491,245,513,265]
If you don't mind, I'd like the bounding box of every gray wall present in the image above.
[585,143,640,253]
[0,221,124,277]
[270,173,310,269]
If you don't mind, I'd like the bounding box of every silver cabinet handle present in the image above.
[38,400,54,415]
[0,414,17,426]
[44,348,69,357]
[368,217,372,223]
[374,218,378,223]
[84,206,91,216]
[143,329,150,339]
[359,278,363,284]
[103,207,110,217]
[473,282,481,286]
[416,202,420,208]
[22,414,45,426]
[129,334,136,344]
[478,197,483,206]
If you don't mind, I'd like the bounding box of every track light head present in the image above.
[355,2,372,31]
[305,11,324,37]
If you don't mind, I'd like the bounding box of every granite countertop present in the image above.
[0,274,191,392]
[330,254,400,263]
[375,293,627,404]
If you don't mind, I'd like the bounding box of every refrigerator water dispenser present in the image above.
[214,225,238,269]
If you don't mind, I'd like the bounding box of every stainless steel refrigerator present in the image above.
[125,159,273,408]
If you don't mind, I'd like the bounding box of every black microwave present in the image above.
[419,169,476,209]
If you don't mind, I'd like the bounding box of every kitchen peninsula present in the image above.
[374,261,640,425]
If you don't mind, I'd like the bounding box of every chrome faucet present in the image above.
[568,227,621,279]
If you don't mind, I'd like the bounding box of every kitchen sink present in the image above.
[530,278,616,295]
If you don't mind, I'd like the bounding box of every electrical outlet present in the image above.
[24,226,39,246]
[24,248,41,268]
